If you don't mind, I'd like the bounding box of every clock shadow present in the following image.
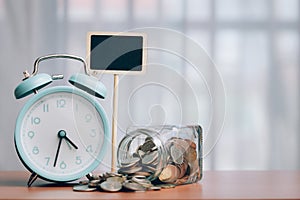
[0,177,77,187]
[32,178,79,187]
[35,182,77,187]
[0,179,27,187]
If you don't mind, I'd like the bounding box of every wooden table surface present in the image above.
[0,171,299,199]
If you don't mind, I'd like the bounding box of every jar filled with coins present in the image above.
[117,125,202,185]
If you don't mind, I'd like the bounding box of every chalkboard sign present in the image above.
[87,32,146,74]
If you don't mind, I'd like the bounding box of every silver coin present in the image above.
[137,149,145,158]
[100,181,122,192]
[123,181,145,191]
[106,176,125,183]
[145,136,153,142]
[133,171,152,177]
[155,183,176,189]
[131,175,150,185]
[151,158,159,166]
[121,157,140,168]
[173,138,190,151]
[119,165,143,174]
[150,146,158,152]
[132,152,141,158]
[88,179,100,188]
[132,175,146,179]
[137,181,153,188]
[73,184,97,192]
[140,140,156,152]
[170,145,184,164]
[79,180,89,185]
[105,172,123,177]
[148,186,161,191]
[142,151,158,165]
[142,164,156,172]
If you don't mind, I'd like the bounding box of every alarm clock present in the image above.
[14,54,109,186]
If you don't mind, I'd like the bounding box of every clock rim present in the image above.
[14,86,110,182]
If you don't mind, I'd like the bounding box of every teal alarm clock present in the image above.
[14,54,109,186]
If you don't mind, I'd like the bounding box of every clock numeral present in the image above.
[86,145,93,152]
[27,131,35,139]
[31,117,41,125]
[85,114,92,123]
[75,156,82,165]
[32,146,39,155]
[43,103,49,112]
[60,161,67,169]
[45,157,50,166]
[90,129,97,137]
[57,99,66,108]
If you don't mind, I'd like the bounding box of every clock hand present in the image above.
[65,140,72,150]
[53,130,78,167]
[53,137,63,167]
[53,130,68,167]
[64,136,78,149]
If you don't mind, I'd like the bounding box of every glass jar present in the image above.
[117,125,202,185]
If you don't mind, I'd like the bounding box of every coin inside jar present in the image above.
[158,164,180,183]
[118,136,160,179]
[170,145,184,164]
[140,139,156,152]
[121,157,140,167]
[117,127,202,186]
[177,160,188,179]
[141,151,158,165]
[118,165,143,174]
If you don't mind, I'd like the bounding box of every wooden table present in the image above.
[0,171,299,199]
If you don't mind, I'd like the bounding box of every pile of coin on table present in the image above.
[73,172,175,192]
[73,136,201,192]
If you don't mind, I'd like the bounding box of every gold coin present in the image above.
[174,175,189,185]
[134,171,152,177]
[159,164,180,183]
[177,160,188,178]
[186,148,197,162]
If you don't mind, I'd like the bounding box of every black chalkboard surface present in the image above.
[87,32,146,74]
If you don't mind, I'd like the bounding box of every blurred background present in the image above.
[0,0,299,171]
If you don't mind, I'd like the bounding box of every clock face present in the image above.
[15,86,109,182]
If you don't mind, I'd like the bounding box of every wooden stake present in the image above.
[111,74,119,172]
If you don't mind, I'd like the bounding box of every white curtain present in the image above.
[0,0,299,171]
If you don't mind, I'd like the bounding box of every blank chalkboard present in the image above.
[87,32,146,74]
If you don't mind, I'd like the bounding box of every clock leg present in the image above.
[27,172,38,187]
